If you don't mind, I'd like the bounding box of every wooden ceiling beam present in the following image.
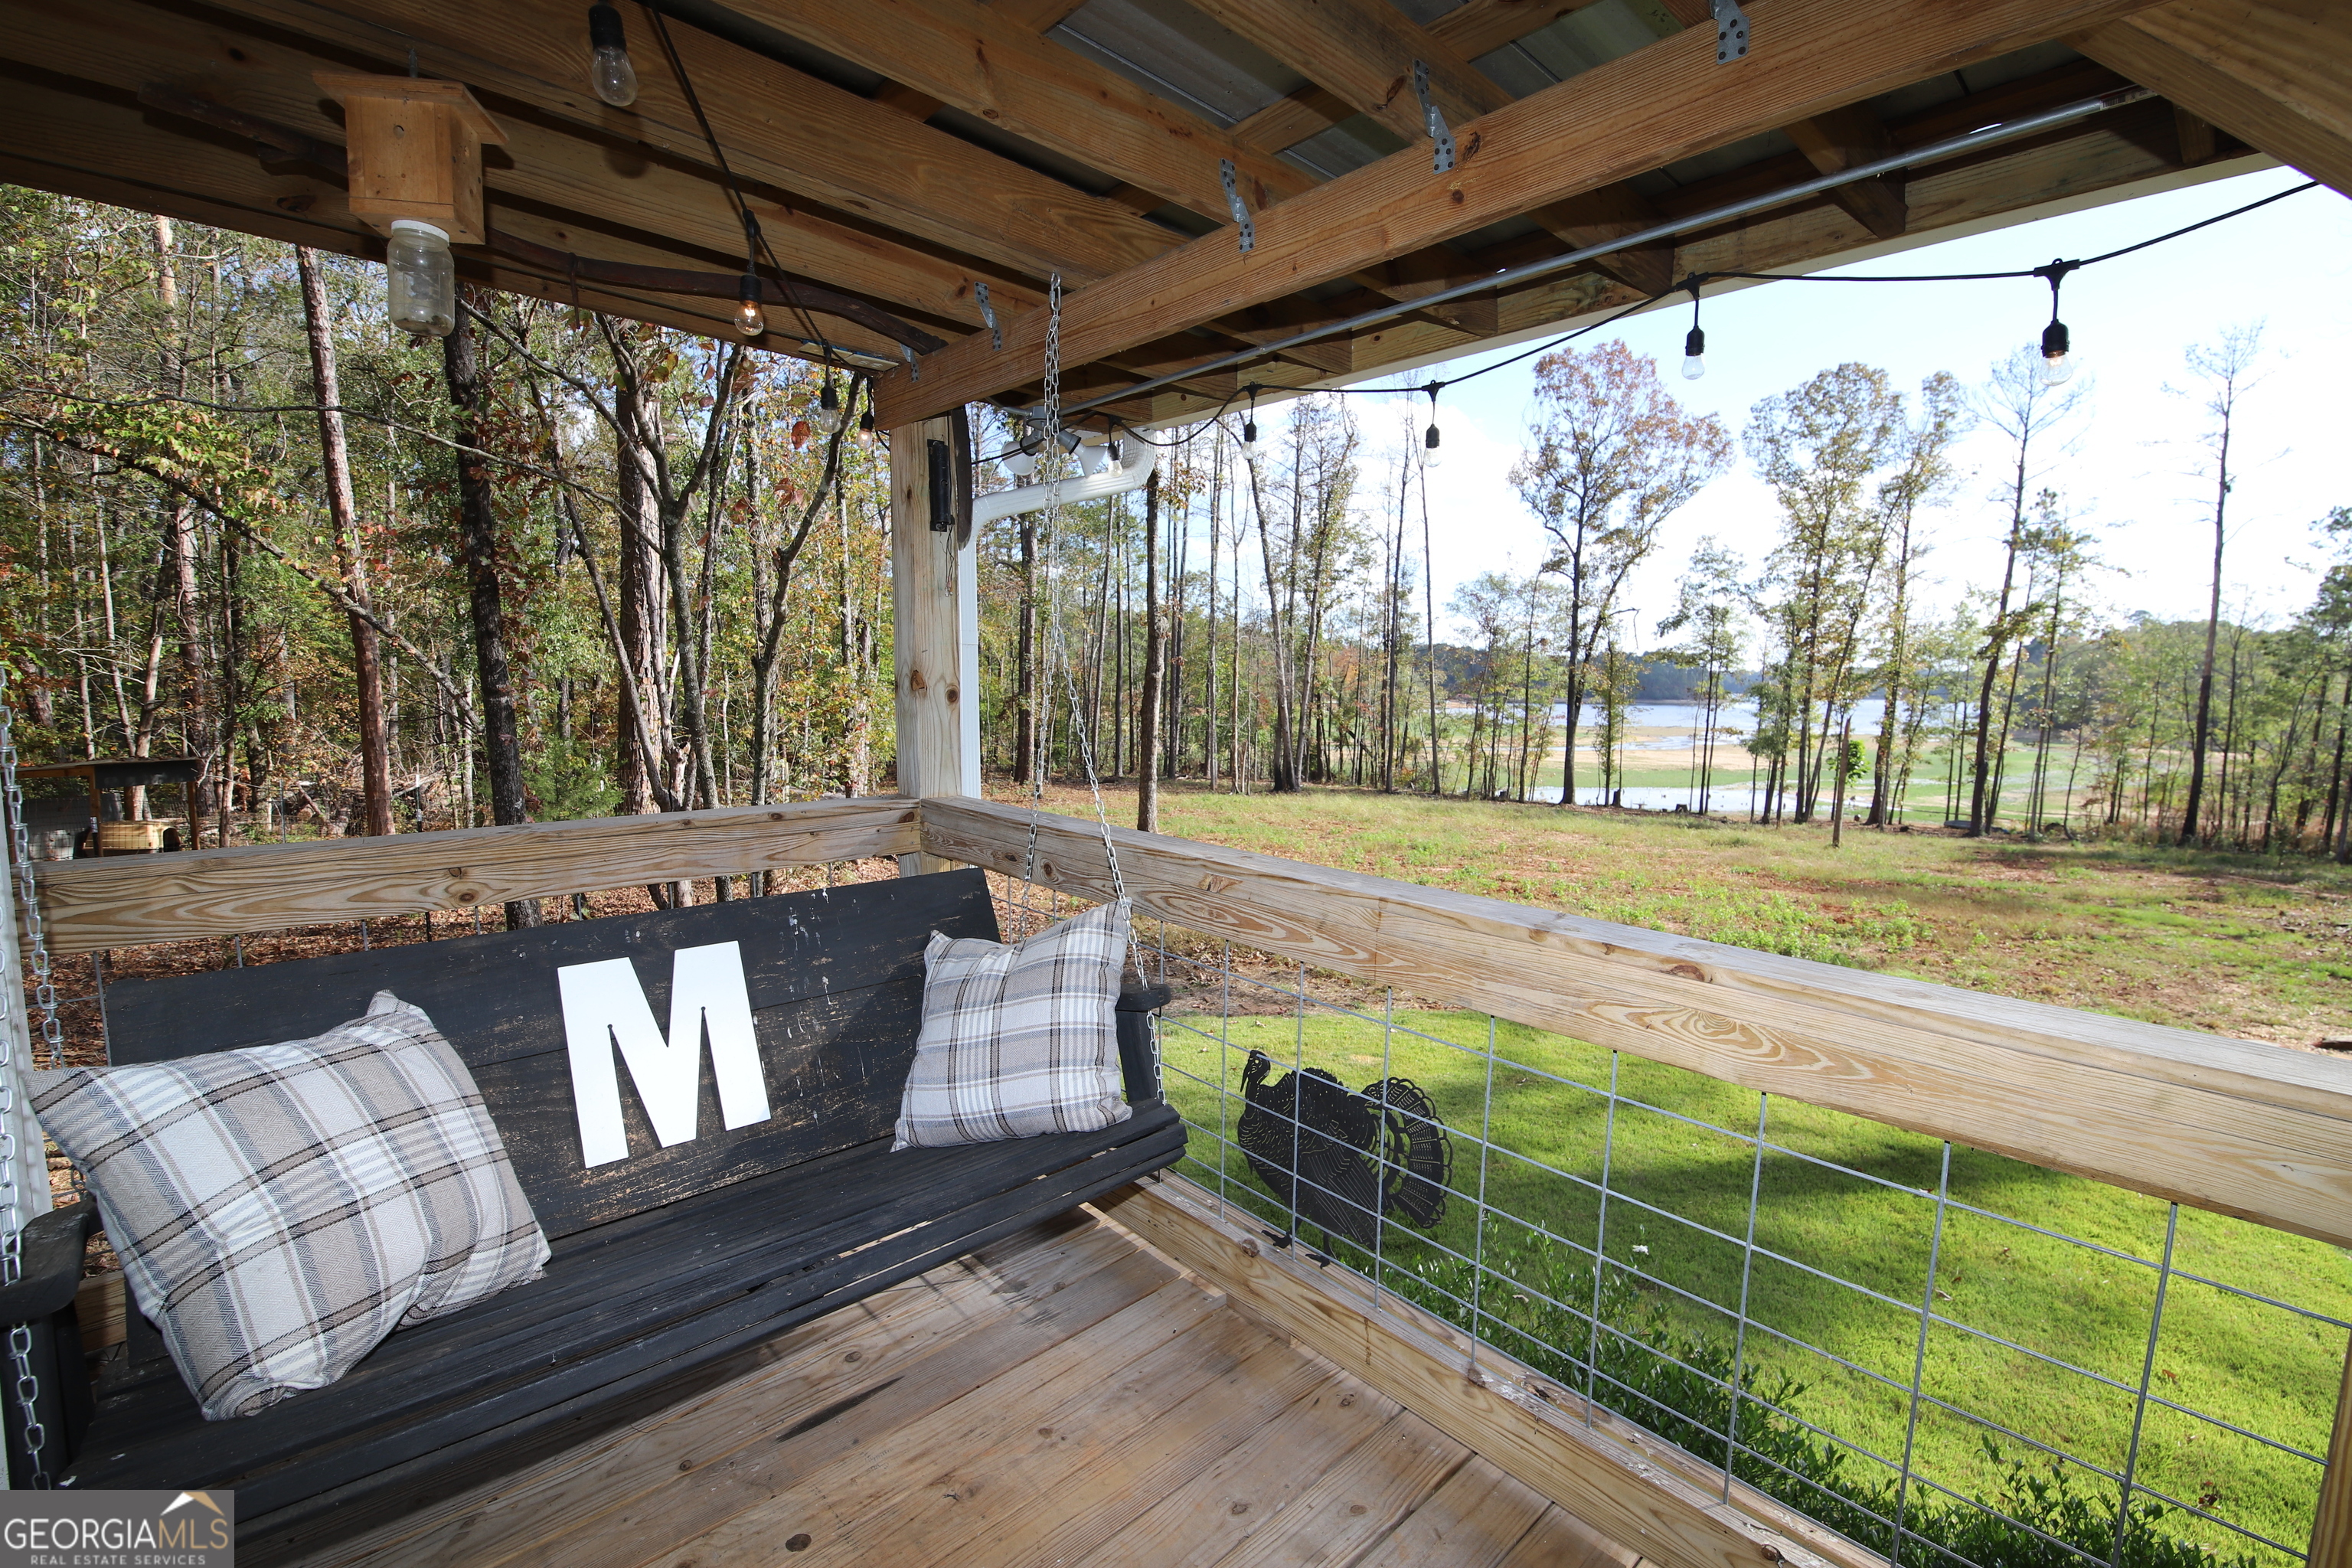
[1226,0,1612,154]
[2074,0,2352,197]
[727,0,1310,222]
[988,0,1089,31]
[1782,102,1910,237]
[874,0,2171,426]
[0,67,906,356]
[197,0,1181,284]
[0,0,1024,344]
[1181,0,1686,295]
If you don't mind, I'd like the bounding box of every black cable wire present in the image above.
[639,1,830,364]
[1282,178,2321,405]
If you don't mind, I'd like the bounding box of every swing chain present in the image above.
[2,718,62,1073]
[0,669,52,1486]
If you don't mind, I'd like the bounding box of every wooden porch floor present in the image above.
[295,1203,1644,1568]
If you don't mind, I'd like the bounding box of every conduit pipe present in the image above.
[971,439,1157,525]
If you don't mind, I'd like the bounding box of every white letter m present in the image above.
[558,941,772,1167]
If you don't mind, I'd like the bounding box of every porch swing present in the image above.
[0,291,1184,1562]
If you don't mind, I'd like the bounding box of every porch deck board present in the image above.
[286,1203,1650,1568]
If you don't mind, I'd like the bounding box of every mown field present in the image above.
[999,780,2352,1566]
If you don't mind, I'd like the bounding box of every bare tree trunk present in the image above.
[613,376,662,818]
[1136,469,1165,832]
[2180,450,2230,846]
[296,247,392,836]
[443,292,540,929]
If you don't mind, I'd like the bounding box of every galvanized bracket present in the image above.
[1220,159,1254,253]
[901,343,920,381]
[1413,60,1455,173]
[974,280,1001,351]
[1710,0,1749,63]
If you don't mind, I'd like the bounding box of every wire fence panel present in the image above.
[1091,900,2342,1568]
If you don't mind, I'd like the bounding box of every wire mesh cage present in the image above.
[1086,898,2344,1568]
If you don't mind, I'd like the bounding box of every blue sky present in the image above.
[1338,165,2352,648]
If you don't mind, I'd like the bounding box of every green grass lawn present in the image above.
[995,780,2352,1565]
[1159,1006,2344,1567]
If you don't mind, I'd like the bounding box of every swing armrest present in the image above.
[1116,980,1171,1108]
[0,1202,95,1325]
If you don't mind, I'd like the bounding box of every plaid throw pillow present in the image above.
[33,992,548,1420]
[893,900,1135,1150]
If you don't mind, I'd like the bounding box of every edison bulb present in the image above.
[2038,320,2074,386]
[735,274,766,339]
[1420,423,1442,468]
[1681,325,1707,381]
[588,2,639,107]
[386,220,456,338]
[812,378,843,433]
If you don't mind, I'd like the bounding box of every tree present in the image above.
[1865,372,1968,826]
[2174,323,2265,846]
[1513,341,1730,808]
[1968,348,2087,834]
[1746,363,1903,823]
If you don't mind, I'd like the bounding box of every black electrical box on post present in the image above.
[927,439,953,532]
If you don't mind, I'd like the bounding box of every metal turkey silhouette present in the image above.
[1236,1050,1452,1249]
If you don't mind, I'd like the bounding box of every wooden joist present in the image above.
[2075,0,2352,197]
[30,799,921,952]
[195,0,1179,288]
[923,798,2352,1250]
[724,0,1312,221]
[872,0,2171,425]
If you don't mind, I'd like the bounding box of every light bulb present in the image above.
[385,220,456,338]
[812,377,843,433]
[735,273,766,339]
[1420,423,1442,468]
[2039,319,2074,386]
[1001,445,1037,478]
[1239,418,1257,456]
[587,3,639,107]
[858,408,877,446]
[1681,325,1707,381]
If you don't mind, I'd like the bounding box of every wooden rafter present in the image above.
[724,0,1311,221]
[2075,0,2352,197]
[874,0,2171,426]
[191,0,1180,288]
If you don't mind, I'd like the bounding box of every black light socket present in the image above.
[1685,325,1707,358]
[2041,319,2070,359]
[587,2,627,51]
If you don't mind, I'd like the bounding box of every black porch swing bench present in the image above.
[4,867,1180,1562]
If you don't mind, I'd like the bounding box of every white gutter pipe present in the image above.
[971,439,1157,526]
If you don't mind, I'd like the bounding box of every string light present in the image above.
[586,2,639,108]
[1681,280,1707,381]
[2035,259,2079,387]
[734,272,766,339]
[1240,384,1259,456]
[812,374,843,433]
[857,407,877,446]
[1420,383,1442,468]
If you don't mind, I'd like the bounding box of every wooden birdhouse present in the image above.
[314,73,505,245]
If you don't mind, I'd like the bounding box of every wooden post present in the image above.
[890,416,978,874]
[2311,1340,2352,1568]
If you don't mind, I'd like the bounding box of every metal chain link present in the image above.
[0,668,52,1485]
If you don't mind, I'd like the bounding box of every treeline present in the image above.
[4,190,2345,874]
[0,191,891,908]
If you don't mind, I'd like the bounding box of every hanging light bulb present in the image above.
[1419,383,1442,469]
[1239,384,1259,456]
[2036,259,2077,387]
[857,407,877,446]
[2039,318,2074,386]
[1681,279,1707,380]
[734,272,766,339]
[812,374,844,433]
[586,2,639,108]
[385,219,456,338]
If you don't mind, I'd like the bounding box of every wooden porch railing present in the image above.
[18,795,2352,1568]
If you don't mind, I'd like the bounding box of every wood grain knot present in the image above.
[1761,1547,1785,1562]
[1669,963,1706,982]
[786,1534,812,1552]
[1239,1236,1260,1257]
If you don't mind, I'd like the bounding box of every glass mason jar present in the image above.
[387,219,456,338]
